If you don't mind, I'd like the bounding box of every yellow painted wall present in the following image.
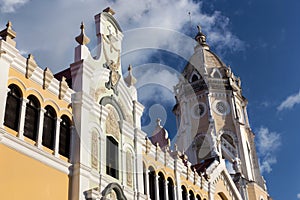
[0,144,69,200]
[247,182,269,200]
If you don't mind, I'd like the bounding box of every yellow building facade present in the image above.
[0,7,271,200]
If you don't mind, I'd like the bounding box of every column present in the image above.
[145,169,149,196]
[17,98,28,140]
[164,179,168,200]
[36,108,45,148]
[54,118,62,157]
[155,173,159,200]
[172,183,176,200]
[70,125,76,163]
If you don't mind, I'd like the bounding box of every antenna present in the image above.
[188,11,192,35]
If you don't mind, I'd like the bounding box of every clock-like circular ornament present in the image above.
[213,100,230,116]
[192,102,206,119]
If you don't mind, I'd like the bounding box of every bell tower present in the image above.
[173,26,268,198]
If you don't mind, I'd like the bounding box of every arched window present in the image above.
[167,177,174,200]
[24,95,40,141]
[148,167,156,200]
[4,84,22,131]
[181,185,187,200]
[59,115,71,158]
[189,190,195,200]
[196,194,201,200]
[106,136,119,179]
[158,172,165,200]
[42,105,56,150]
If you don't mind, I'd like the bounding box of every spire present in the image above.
[124,64,137,87]
[195,25,209,49]
[0,21,17,47]
[75,22,90,45]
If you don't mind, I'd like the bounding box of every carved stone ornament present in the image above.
[102,30,121,95]
[91,131,98,169]
[104,60,121,95]
[26,54,37,79]
[126,151,133,187]
[105,106,120,140]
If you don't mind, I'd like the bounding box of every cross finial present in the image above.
[80,21,84,32]
[197,25,201,33]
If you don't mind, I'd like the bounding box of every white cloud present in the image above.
[256,127,281,174]
[297,193,300,199]
[0,0,29,13]
[133,63,180,92]
[0,0,243,73]
[277,90,300,111]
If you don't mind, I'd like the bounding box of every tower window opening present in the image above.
[106,136,119,179]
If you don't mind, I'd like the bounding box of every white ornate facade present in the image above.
[0,7,271,200]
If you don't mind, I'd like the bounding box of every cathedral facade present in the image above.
[0,7,271,200]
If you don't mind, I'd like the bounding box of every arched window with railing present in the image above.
[42,105,56,150]
[24,95,40,141]
[59,115,71,158]
[4,84,22,131]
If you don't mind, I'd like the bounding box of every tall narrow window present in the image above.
[42,106,56,150]
[59,115,71,158]
[148,167,156,200]
[106,136,119,179]
[24,95,40,141]
[4,84,22,131]
[189,190,195,200]
[158,172,165,200]
[181,185,187,200]
[167,178,174,200]
[196,194,201,200]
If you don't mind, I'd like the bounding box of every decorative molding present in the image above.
[59,76,69,99]
[25,54,37,78]
[43,67,53,89]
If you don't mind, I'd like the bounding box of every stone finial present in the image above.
[26,54,37,78]
[43,67,54,89]
[124,64,137,87]
[59,76,69,99]
[103,7,115,15]
[195,24,209,49]
[75,22,90,45]
[0,21,17,47]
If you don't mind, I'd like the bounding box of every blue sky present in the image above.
[0,0,299,199]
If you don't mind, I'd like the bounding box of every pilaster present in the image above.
[17,98,29,140]
[54,118,62,157]
[36,108,46,148]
